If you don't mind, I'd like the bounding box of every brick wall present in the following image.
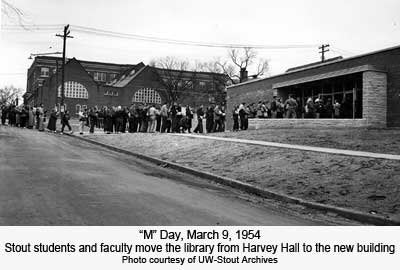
[362,71,387,127]
[41,59,101,114]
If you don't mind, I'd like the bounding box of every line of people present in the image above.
[1,104,47,131]
[68,102,227,134]
[1,103,76,134]
[232,94,355,131]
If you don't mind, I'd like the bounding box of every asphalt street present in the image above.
[0,126,326,225]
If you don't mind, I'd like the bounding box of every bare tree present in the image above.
[215,47,269,84]
[150,56,197,104]
[196,60,231,96]
[0,85,23,106]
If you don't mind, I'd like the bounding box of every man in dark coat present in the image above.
[61,110,73,134]
[205,106,214,133]
[47,109,58,132]
[88,108,97,133]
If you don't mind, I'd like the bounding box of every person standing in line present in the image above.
[20,106,28,128]
[160,102,169,133]
[27,106,35,129]
[128,103,135,133]
[1,105,7,125]
[176,103,183,133]
[303,98,312,118]
[270,97,277,118]
[133,104,140,132]
[77,109,87,135]
[315,98,323,119]
[37,104,45,132]
[170,103,178,133]
[35,106,40,129]
[276,98,284,118]
[238,102,246,130]
[334,100,341,118]
[205,105,214,133]
[97,107,104,129]
[185,105,193,133]
[89,108,97,133]
[47,108,58,133]
[284,94,298,119]
[136,103,143,132]
[213,105,222,132]
[232,105,239,131]
[121,107,129,133]
[155,105,161,132]
[325,98,334,119]
[193,105,204,133]
[220,105,226,132]
[104,107,113,134]
[140,103,149,132]
[148,104,157,133]
[15,106,21,127]
[61,110,73,134]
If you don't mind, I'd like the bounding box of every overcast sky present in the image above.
[1,0,400,89]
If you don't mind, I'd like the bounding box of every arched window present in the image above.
[76,104,81,114]
[58,81,89,99]
[133,88,162,104]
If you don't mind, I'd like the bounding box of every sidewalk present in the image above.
[172,133,400,161]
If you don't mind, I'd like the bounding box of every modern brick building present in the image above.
[226,45,400,129]
[24,56,227,115]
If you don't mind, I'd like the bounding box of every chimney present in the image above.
[240,68,248,82]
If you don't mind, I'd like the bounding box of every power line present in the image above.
[330,46,355,56]
[1,23,318,50]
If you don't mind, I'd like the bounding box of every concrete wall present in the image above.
[249,119,368,129]
[363,71,387,127]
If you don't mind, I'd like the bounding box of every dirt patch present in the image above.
[86,133,400,218]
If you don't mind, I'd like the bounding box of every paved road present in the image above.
[0,126,325,225]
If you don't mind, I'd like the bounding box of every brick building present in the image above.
[24,56,227,115]
[226,45,400,129]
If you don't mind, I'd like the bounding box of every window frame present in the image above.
[40,67,50,77]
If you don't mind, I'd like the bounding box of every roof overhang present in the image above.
[272,64,385,89]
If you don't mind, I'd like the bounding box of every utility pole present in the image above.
[56,24,73,113]
[319,44,330,62]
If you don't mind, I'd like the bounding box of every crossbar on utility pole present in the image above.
[56,24,73,113]
[319,44,330,62]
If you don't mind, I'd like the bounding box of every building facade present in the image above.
[24,56,227,115]
[226,45,400,129]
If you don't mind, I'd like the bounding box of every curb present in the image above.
[66,133,400,226]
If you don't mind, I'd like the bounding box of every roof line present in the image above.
[227,44,400,89]
[152,66,227,76]
[32,55,137,67]
[106,65,148,87]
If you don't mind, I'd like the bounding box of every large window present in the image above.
[133,88,162,104]
[40,67,50,77]
[58,81,89,99]
[93,72,107,82]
